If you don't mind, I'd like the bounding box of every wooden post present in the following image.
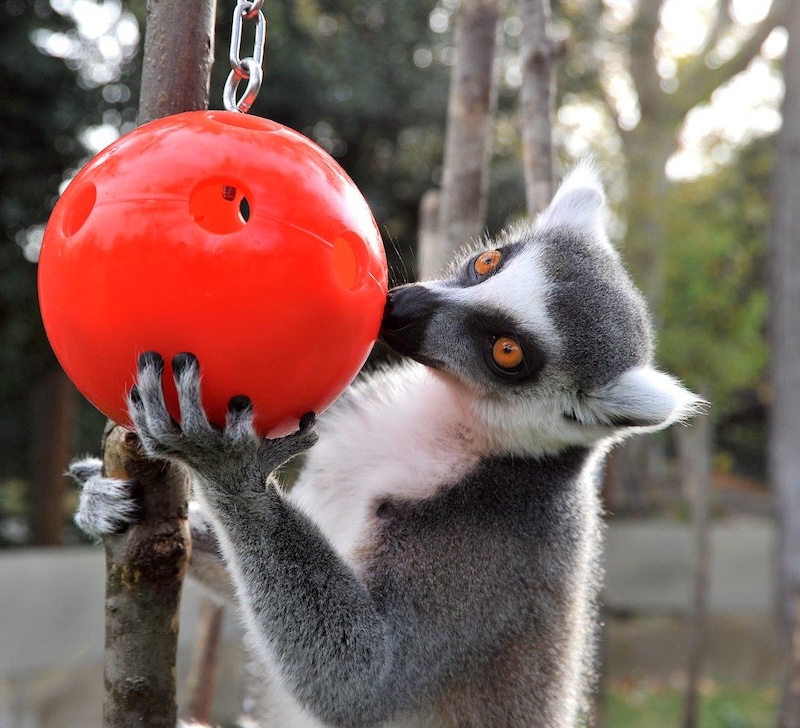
[420,0,500,277]
[100,0,215,724]
[138,0,216,125]
[518,0,558,216]
[102,425,191,727]
[677,408,713,728]
[182,598,225,724]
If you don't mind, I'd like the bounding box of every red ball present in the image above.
[39,110,388,436]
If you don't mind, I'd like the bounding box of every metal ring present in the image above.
[223,57,263,113]
[241,0,263,20]
[229,6,266,77]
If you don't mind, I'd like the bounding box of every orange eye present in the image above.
[492,337,524,370]
[474,250,501,276]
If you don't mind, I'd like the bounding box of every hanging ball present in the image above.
[38,110,388,436]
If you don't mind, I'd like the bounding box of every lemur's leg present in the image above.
[69,457,235,603]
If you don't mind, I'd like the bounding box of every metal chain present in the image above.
[223,0,267,113]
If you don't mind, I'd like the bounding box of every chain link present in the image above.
[223,0,267,113]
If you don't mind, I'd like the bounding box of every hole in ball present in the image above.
[63,182,97,237]
[332,232,367,291]
[239,196,251,222]
[190,180,251,234]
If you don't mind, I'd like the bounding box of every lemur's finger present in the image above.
[289,411,319,450]
[135,352,179,437]
[67,457,103,485]
[172,352,212,437]
[299,411,317,433]
[226,395,258,443]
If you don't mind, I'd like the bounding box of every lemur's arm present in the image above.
[126,352,404,726]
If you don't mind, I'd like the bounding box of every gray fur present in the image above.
[71,165,701,728]
[539,227,652,391]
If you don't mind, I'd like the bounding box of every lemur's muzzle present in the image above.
[379,284,441,359]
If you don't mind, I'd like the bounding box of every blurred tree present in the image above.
[419,0,501,278]
[0,0,108,543]
[554,0,785,508]
[769,0,800,654]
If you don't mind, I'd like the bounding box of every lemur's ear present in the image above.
[583,367,705,431]
[538,160,606,236]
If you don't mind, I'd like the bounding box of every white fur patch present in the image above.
[583,366,706,430]
[437,240,560,353]
[288,364,488,565]
[537,160,607,240]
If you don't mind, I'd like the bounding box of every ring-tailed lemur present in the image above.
[71,163,701,728]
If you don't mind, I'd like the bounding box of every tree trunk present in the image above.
[182,598,225,724]
[100,0,216,724]
[676,408,713,728]
[102,424,191,728]
[518,0,558,215]
[29,365,77,545]
[435,0,501,257]
[417,189,443,280]
[138,0,216,125]
[780,584,800,728]
[770,0,800,645]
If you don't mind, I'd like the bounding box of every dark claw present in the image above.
[138,351,164,372]
[228,395,252,413]
[299,412,316,431]
[172,352,198,376]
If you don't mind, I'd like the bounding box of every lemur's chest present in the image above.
[287,374,485,565]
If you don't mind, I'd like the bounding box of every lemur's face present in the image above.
[380,164,700,450]
[380,226,650,402]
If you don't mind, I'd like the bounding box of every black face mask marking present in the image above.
[379,284,443,364]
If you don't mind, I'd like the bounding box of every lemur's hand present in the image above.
[129,352,318,495]
[69,457,141,538]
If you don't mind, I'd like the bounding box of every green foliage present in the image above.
[659,141,771,412]
[605,680,777,728]
[0,0,107,479]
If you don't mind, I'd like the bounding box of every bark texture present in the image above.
[100,0,215,723]
[771,0,800,658]
[518,0,558,215]
[102,425,191,728]
[435,0,500,260]
[138,0,216,125]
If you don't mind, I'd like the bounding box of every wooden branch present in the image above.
[138,0,217,125]
[518,0,559,215]
[627,0,664,120]
[771,0,800,690]
[676,406,713,728]
[437,0,501,256]
[102,424,191,728]
[99,0,216,724]
[700,0,734,60]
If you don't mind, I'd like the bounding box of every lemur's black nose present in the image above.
[379,284,440,355]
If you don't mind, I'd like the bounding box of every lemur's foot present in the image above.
[69,457,141,538]
[129,352,318,492]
